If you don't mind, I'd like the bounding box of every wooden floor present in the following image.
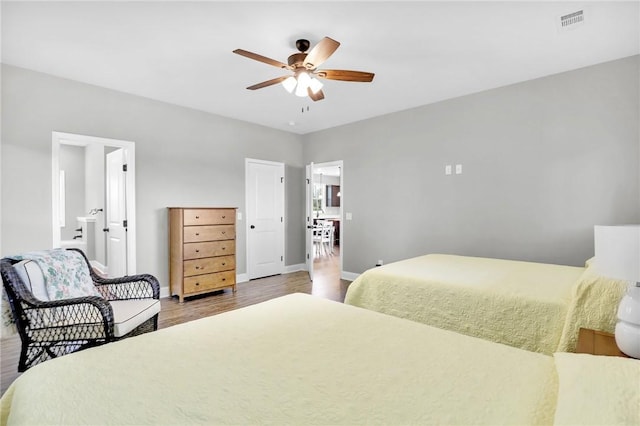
[0,248,350,394]
[0,247,347,396]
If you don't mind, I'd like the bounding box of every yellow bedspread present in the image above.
[1,293,560,425]
[345,254,625,354]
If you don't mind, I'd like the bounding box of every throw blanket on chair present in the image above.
[1,249,101,338]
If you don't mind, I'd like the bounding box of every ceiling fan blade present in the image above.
[303,37,340,70]
[316,69,375,82]
[233,49,292,70]
[246,76,290,90]
[308,88,325,102]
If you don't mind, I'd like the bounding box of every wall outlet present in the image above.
[445,165,452,175]
[346,212,353,220]
[376,259,384,266]
[455,164,462,174]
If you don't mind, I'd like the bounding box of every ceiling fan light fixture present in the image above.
[309,77,323,94]
[282,76,297,93]
[234,36,375,102]
[295,72,311,97]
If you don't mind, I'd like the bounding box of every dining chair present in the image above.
[320,221,334,256]
[312,224,324,257]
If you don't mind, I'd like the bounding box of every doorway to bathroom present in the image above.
[51,132,137,277]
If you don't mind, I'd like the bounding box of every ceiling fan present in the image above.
[233,37,375,102]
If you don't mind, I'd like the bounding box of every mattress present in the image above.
[2,293,637,425]
[344,254,626,354]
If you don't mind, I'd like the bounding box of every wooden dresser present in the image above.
[169,207,237,303]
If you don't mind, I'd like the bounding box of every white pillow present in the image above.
[13,260,49,301]
[12,250,102,301]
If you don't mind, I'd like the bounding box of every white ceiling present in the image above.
[2,1,638,135]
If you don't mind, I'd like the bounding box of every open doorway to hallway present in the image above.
[311,163,342,280]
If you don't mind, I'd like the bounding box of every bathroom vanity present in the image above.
[61,216,96,260]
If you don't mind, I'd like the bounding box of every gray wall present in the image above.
[2,56,638,284]
[1,64,305,290]
[303,55,640,272]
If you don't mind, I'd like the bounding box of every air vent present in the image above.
[559,10,584,30]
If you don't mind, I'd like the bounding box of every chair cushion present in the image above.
[12,250,101,301]
[109,299,160,337]
[13,260,49,301]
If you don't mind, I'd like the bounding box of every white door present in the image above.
[105,149,128,277]
[305,163,315,280]
[246,159,285,280]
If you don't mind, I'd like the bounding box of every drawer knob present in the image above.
[195,282,200,286]
[195,215,200,219]
[222,278,226,281]
[222,231,226,234]
[222,262,226,266]
[195,232,200,236]
[222,215,226,219]
[195,266,200,269]
[195,249,200,253]
[222,247,226,250]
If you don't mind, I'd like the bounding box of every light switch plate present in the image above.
[445,165,452,175]
[237,212,242,220]
[455,164,462,174]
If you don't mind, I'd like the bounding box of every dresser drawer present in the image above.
[183,271,236,294]
[183,209,235,226]
[183,255,235,277]
[183,225,235,243]
[183,240,235,260]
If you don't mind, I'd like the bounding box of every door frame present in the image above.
[305,163,314,280]
[244,158,286,280]
[306,160,343,279]
[51,131,137,275]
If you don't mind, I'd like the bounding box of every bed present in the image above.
[344,254,628,354]
[1,293,638,425]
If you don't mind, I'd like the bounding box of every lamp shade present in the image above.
[594,224,640,358]
[281,76,297,93]
[594,225,640,282]
[295,72,311,97]
[308,77,323,94]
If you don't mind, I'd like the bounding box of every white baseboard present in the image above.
[237,266,304,282]
[341,271,360,281]
[285,263,306,273]
[160,286,170,298]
